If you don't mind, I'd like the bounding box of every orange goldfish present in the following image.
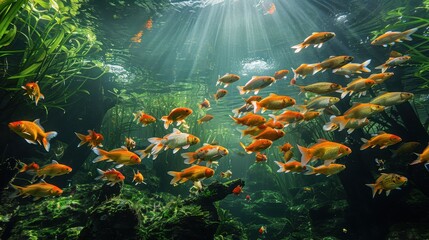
[240,139,273,154]
[298,139,352,166]
[220,170,233,178]
[410,143,429,165]
[149,128,200,156]
[36,160,72,179]
[303,111,321,121]
[259,226,267,235]
[252,127,285,141]
[269,111,304,127]
[255,152,268,162]
[323,115,369,134]
[265,3,276,15]
[343,103,385,119]
[9,119,57,152]
[283,150,294,162]
[230,112,266,127]
[370,92,414,107]
[252,93,296,113]
[304,163,346,176]
[92,146,141,168]
[238,125,267,139]
[368,72,394,84]
[130,30,143,43]
[366,173,407,198]
[375,55,411,73]
[291,32,335,53]
[332,59,371,78]
[135,144,156,159]
[10,181,63,200]
[217,73,240,88]
[264,118,284,129]
[232,185,243,195]
[145,18,153,30]
[292,64,318,80]
[75,130,104,148]
[214,89,228,101]
[237,76,276,95]
[198,98,211,109]
[22,81,44,106]
[168,165,214,185]
[125,137,136,150]
[371,28,418,47]
[17,161,40,174]
[296,82,342,95]
[244,95,263,105]
[273,69,289,80]
[275,160,306,173]
[181,143,229,166]
[133,111,156,127]
[279,143,293,153]
[361,132,402,150]
[340,78,376,99]
[133,170,146,185]
[95,168,125,186]
[197,114,214,124]
[314,55,354,74]
[161,107,193,129]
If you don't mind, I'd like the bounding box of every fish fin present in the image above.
[347,128,355,134]
[33,119,45,131]
[402,27,418,41]
[365,184,377,198]
[75,132,87,147]
[324,160,335,166]
[291,43,305,53]
[303,166,315,175]
[297,145,313,166]
[274,161,285,172]
[340,90,349,99]
[95,168,105,180]
[25,139,38,145]
[161,116,171,129]
[237,86,245,95]
[254,89,259,95]
[167,171,181,184]
[361,59,371,72]
[173,148,181,154]
[313,64,322,74]
[92,148,109,163]
[135,150,148,159]
[252,101,261,113]
[268,114,277,123]
[410,155,421,165]
[360,138,370,150]
[182,152,196,164]
[229,115,239,124]
[182,144,190,149]
[8,183,24,198]
[42,131,58,152]
[115,164,124,168]
[323,122,337,132]
[385,190,391,196]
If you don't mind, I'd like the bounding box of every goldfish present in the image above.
[133,170,146,185]
[181,143,229,166]
[291,32,335,53]
[366,173,407,198]
[360,132,402,150]
[371,27,418,47]
[264,118,284,129]
[292,64,318,79]
[410,143,429,165]
[375,55,411,73]
[17,161,40,174]
[340,78,376,99]
[314,55,354,74]
[9,119,58,152]
[265,2,276,15]
[298,139,352,166]
[304,163,346,176]
[135,144,156,159]
[125,137,136,150]
[275,160,306,173]
[232,185,243,195]
[252,93,296,113]
[245,194,251,201]
[252,127,285,141]
[283,150,294,162]
[296,82,342,95]
[230,112,266,127]
[332,59,371,78]
[300,96,340,112]
[22,81,44,106]
[259,226,267,235]
[255,152,268,162]
[145,18,153,30]
[217,73,240,88]
[168,165,214,184]
[323,116,369,134]
[237,76,276,95]
[149,128,200,156]
[161,107,193,129]
[232,103,254,118]
[10,181,63,200]
[198,98,211,109]
[303,111,321,121]
[95,168,125,186]
[370,92,414,106]
[279,143,293,153]
[273,69,289,80]
[214,89,228,101]
[36,160,72,179]
[240,139,273,154]
[197,114,214,124]
[244,95,263,105]
[343,103,385,119]
[75,130,104,148]
[130,30,143,43]
[92,146,142,168]
[237,125,267,139]
[391,142,420,158]
[133,111,156,127]
[368,72,394,84]
[269,111,304,127]
[220,170,233,178]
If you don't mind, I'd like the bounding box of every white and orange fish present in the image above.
[313,56,354,74]
[22,81,44,106]
[9,119,57,152]
[375,55,411,73]
[371,28,418,47]
[340,78,376,99]
[161,107,193,129]
[133,111,156,127]
[95,168,125,186]
[149,128,200,156]
[237,76,276,95]
[181,143,229,166]
[333,59,371,78]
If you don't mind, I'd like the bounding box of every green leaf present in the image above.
[50,0,59,12]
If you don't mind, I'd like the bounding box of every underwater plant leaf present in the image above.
[50,0,59,12]
[0,0,27,40]
[0,24,16,48]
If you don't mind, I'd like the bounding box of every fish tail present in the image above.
[42,131,58,152]
[303,165,316,175]
[323,122,337,132]
[92,148,109,163]
[375,64,388,73]
[360,138,371,150]
[197,119,202,124]
[312,64,323,75]
[135,150,148,159]
[236,128,245,139]
[365,183,377,198]
[181,152,196,164]
[167,171,181,185]
[237,86,246,95]
[297,145,313,166]
[291,43,307,53]
[161,116,171,129]
[75,132,88,147]
[340,89,349,99]
[252,101,261,113]
[410,153,422,165]
[95,168,105,180]
[402,27,418,41]
[132,112,140,122]
[294,105,308,114]
[268,114,277,124]
[360,59,371,72]
[239,142,251,154]
[274,161,285,172]
[9,183,24,198]
[18,163,27,173]
[231,108,240,118]
[229,115,240,124]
